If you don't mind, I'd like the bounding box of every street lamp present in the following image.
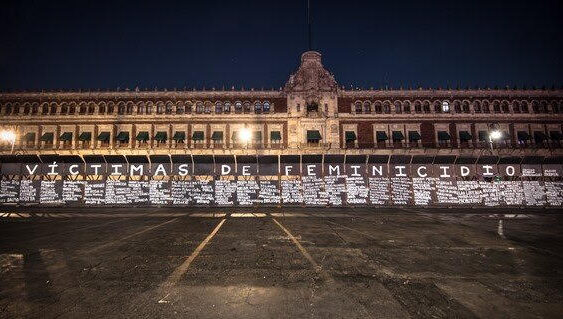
[239,128,251,144]
[488,124,502,152]
[0,130,16,154]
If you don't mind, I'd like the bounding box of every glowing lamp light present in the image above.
[239,128,251,143]
[0,130,16,143]
[489,130,502,140]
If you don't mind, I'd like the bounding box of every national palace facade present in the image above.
[1,51,562,157]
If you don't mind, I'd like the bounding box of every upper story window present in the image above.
[521,101,529,113]
[156,103,164,114]
[414,101,422,113]
[88,104,95,114]
[363,101,371,113]
[136,104,144,114]
[482,101,490,113]
[61,104,68,114]
[224,102,231,113]
[462,101,470,113]
[423,101,431,113]
[373,102,382,113]
[263,101,270,113]
[99,104,106,114]
[50,105,57,115]
[493,101,501,113]
[118,104,126,114]
[204,102,212,114]
[394,101,402,113]
[254,102,262,113]
[441,101,449,113]
[196,102,204,113]
[403,102,411,113]
[185,102,193,113]
[473,101,481,113]
[354,101,362,113]
[243,101,251,113]
[176,104,184,114]
[165,103,173,114]
[383,101,390,113]
[512,101,521,113]
[126,103,133,114]
[235,101,242,113]
[41,105,48,115]
[32,105,38,114]
[454,101,461,113]
[501,101,509,113]
[215,102,223,114]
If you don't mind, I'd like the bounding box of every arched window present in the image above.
[403,101,411,113]
[99,104,106,114]
[454,101,461,113]
[165,102,173,114]
[61,104,68,114]
[78,104,86,114]
[521,101,529,113]
[254,102,262,113]
[394,101,402,113]
[473,101,481,113]
[156,103,164,114]
[512,101,521,113]
[185,102,193,113]
[136,103,144,114]
[373,101,382,113]
[235,101,242,113]
[363,101,371,113]
[196,102,204,113]
[88,103,95,114]
[126,103,134,114]
[41,104,49,115]
[224,102,232,113]
[118,103,126,114]
[414,101,422,113]
[540,101,549,113]
[482,101,490,113]
[501,101,509,113]
[354,101,362,113]
[204,102,212,114]
[215,102,223,114]
[176,103,184,114]
[243,101,251,113]
[423,101,431,113]
[262,101,270,113]
[433,101,441,113]
[108,102,116,114]
[50,104,57,114]
[532,101,540,113]
[441,101,450,113]
[493,101,501,113]
[383,101,391,113]
[462,101,470,113]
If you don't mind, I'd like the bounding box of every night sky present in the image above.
[1,0,562,91]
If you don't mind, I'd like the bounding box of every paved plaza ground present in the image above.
[1,207,562,318]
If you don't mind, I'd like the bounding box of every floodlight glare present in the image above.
[489,130,502,140]
[239,128,251,142]
[0,130,16,143]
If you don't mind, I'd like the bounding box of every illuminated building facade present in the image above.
[0,51,561,157]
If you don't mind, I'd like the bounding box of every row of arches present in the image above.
[0,100,273,116]
[352,99,561,115]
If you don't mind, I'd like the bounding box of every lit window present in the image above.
[441,101,450,113]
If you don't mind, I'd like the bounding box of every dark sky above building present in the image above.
[1,0,561,90]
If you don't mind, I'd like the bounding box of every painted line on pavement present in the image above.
[272,218,333,283]
[82,217,179,254]
[158,218,226,303]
